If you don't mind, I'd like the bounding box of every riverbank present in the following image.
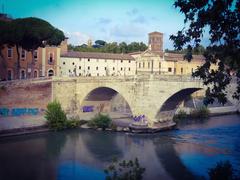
[0,112,238,138]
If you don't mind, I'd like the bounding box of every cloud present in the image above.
[131,15,148,24]
[97,17,112,25]
[65,31,91,45]
[110,24,147,39]
[126,8,139,16]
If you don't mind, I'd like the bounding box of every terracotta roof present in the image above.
[148,31,163,35]
[61,51,135,60]
[164,53,204,62]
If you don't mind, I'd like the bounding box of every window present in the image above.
[79,73,81,76]
[121,67,123,71]
[34,50,38,59]
[168,67,172,72]
[79,66,81,69]
[63,62,65,65]
[121,60,123,63]
[139,63,141,68]
[148,62,150,68]
[34,70,38,78]
[97,73,99,76]
[49,52,54,64]
[21,49,26,59]
[48,69,54,77]
[88,66,90,70]
[7,48,12,58]
[143,62,145,68]
[113,67,115,71]
[96,67,98,70]
[181,67,183,74]
[105,67,107,70]
[159,62,161,68]
[129,60,131,63]
[72,62,75,65]
[129,67,130,71]
[20,70,26,79]
[7,70,12,80]
[69,69,71,73]
[88,59,90,62]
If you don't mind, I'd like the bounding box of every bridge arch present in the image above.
[78,86,134,120]
[155,88,202,122]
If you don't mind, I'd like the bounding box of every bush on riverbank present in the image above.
[174,106,209,121]
[66,118,87,129]
[173,109,188,121]
[45,100,67,130]
[190,106,209,119]
[87,113,112,130]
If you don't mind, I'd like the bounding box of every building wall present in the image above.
[60,57,136,77]
[0,40,67,81]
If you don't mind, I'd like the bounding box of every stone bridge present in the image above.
[52,75,204,126]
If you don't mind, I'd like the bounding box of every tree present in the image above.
[170,0,240,105]
[104,158,145,180]
[208,161,234,180]
[95,40,106,47]
[0,20,10,80]
[14,17,65,78]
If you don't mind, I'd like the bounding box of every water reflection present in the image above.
[0,114,239,180]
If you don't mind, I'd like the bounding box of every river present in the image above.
[0,114,239,180]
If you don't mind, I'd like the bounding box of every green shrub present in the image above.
[104,158,145,180]
[66,119,80,128]
[173,109,188,121]
[87,113,112,130]
[190,106,209,119]
[45,100,67,130]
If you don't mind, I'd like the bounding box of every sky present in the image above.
[1,0,188,49]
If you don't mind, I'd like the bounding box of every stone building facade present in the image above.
[0,30,212,80]
[0,39,68,80]
[60,51,136,77]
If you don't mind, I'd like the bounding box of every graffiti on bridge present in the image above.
[0,108,39,117]
[82,106,94,112]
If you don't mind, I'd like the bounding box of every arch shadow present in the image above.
[155,88,202,121]
[79,86,133,120]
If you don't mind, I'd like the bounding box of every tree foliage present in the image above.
[104,158,145,180]
[0,17,65,78]
[68,41,147,54]
[170,0,240,104]
[208,161,235,180]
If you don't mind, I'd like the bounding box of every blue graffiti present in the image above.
[0,108,9,117]
[133,115,145,122]
[82,106,94,112]
[0,108,39,117]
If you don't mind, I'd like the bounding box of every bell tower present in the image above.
[148,31,163,52]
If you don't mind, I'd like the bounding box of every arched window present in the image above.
[48,69,54,77]
[34,70,38,78]
[7,70,13,80]
[20,70,26,79]
[48,52,54,64]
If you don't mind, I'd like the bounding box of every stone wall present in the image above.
[0,79,52,115]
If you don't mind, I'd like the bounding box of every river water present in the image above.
[0,114,239,180]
